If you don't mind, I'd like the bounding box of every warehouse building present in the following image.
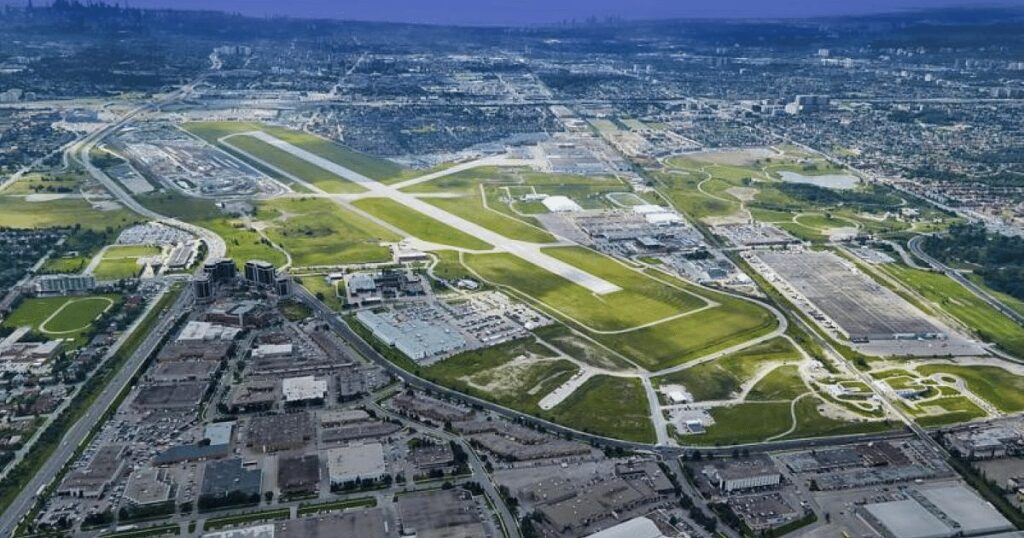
[326,443,386,485]
[859,485,1012,538]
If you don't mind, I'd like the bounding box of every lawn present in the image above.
[464,248,706,332]
[3,294,119,348]
[425,194,556,243]
[916,364,1024,413]
[296,276,344,310]
[783,396,895,440]
[257,197,398,266]
[223,134,367,194]
[745,365,808,401]
[137,191,286,266]
[687,402,793,445]
[353,197,492,251]
[204,508,290,530]
[92,245,161,280]
[652,337,800,401]
[297,496,376,517]
[534,324,635,371]
[41,256,90,274]
[184,121,416,183]
[0,195,140,231]
[547,375,655,443]
[881,264,1024,358]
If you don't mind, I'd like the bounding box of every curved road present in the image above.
[908,235,1024,326]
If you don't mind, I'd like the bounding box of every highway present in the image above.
[0,285,192,537]
[908,235,1024,327]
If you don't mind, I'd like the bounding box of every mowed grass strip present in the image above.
[353,197,492,250]
[464,248,705,332]
[881,264,1024,358]
[0,195,141,230]
[257,197,398,266]
[425,195,556,243]
[548,375,655,443]
[916,364,1024,413]
[688,402,793,445]
[93,245,161,280]
[225,134,367,194]
[184,121,412,183]
[783,397,895,440]
[652,337,800,401]
[746,365,808,401]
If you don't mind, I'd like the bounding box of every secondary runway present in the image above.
[228,131,622,295]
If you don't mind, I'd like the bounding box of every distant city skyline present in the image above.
[21,0,1024,25]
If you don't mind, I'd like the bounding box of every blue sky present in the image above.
[115,0,1023,25]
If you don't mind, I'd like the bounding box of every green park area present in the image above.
[92,245,161,280]
[257,197,398,267]
[3,294,120,348]
[545,375,655,443]
[653,338,801,401]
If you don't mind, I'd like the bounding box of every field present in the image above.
[464,247,707,332]
[256,197,398,267]
[3,294,120,348]
[0,195,140,231]
[652,338,800,401]
[424,194,556,243]
[880,264,1024,358]
[745,365,808,401]
[183,121,422,183]
[222,133,367,193]
[353,197,492,250]
[545,375,655,443]
[92,245,161,280]
[296,276,344,310]
[916,364,1024,413]
[422,338,580,415]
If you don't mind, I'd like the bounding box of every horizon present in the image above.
[9,0,1024,26]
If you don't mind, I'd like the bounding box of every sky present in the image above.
[96,0,1024,26]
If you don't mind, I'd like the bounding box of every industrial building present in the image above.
[282,375,328,405]
[355,309,467,363]
[326,443,386,485]
[200,458,262,502]
[701,456,782,493]
[859,486,1012,538]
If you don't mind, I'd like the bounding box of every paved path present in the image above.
[227,130,621,295]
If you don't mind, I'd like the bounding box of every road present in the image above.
[73,114,227,260]
[908,235,1024,327]
[0,284,192,537]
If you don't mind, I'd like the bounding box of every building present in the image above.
[177,321,240,342]
[203,258,237,281]
[194,274,213,303]
[859,486,1012,538]
[244,260,276,286]
[35,274,95,294]
[326,443,386,485]
[123,467,173,506]
[200,458,262,502]
[702,457,782,493]
[542,195,583,212]
[355,309,466,362]
[57,445,127,498]
[0,326,61,373]
[278,454,320,496]
[275,274,291,296]
[586,517,667,538]
[282,376,328,405]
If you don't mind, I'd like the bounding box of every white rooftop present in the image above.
[585,516,665,538]
[862,499,951,538]
[282,376,328,402]
[327,443,386,484]
[251,344,293,358]
[542,195,583,213]
[177,321,240,342]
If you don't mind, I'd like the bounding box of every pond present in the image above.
[777,170,859,190]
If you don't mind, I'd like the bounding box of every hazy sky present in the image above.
[109,0,1022,25]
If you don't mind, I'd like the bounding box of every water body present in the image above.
[778,170,859,190]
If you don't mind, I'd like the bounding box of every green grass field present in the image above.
[184,121,419,183]
[224,134,367,194]
[92,245,161,280]
[422,339,579,416]
[296,276,344,310]
[353,197,492,250]
[783,397,895,440]
[881,264,1024,358]
[40,256,90,274]
[425,195,556,243]
[533,324,635,371]
[464,247,706,332]
[652,337,799,401]
[257,197,398,266]
[3,294,119,348]
[745,365,808,401]
[547,375,655,443]
[688,402,793,445]
[916,364,1024,413]
[0,195,141,231]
